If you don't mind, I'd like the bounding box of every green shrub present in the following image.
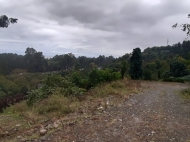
[143,68,152,80]
[0,75,19,96]
[180,75,190,82]
[162,77,184,83]
[26,75,86,106]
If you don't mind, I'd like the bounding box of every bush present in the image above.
[162,77,184,83]
[26,75,86,106]
[180,75,190,82]
[0,75,19,96]
[88,69,121,88]
[143,68,152,80]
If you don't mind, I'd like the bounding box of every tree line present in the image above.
[0,47,116,75]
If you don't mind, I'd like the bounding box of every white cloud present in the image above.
[0,0,190,57]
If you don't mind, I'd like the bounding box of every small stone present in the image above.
[16,124,21,127]
[97,106,104,110]
[106,101,109,105]
[41,136,46,141]
[21,138,26,142]
[5,131,8,135]
[117,104,122,108]
[128,104,132,107]
[39,128,47,136]
[54,123,59,128]
[47,124,54,130]
[151,130,155,135]
[17,135,22,139]
[118,118,122,122]
[55,120,61,124]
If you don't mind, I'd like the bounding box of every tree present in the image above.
[120,60,127,79]
[143,68,152,80]
[170,60,187,77]
[129,48,142,80]
[172,14,190,38]
[24,47,45,72]
[0,15,18,28]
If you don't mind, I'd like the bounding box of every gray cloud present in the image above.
[0,0,190,57]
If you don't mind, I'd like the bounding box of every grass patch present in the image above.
[180,88,190,100]
[4,101,28,114]
[87,79,141,98]
[34,95,72,116]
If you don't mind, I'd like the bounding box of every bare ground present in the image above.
[2,81,190,142]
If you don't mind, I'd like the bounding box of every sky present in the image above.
[0,0,190,58]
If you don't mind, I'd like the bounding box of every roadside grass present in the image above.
[87,78,141,98]
[0,78,142,141]
[180,88,190,100]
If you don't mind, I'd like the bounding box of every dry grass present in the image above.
[34,95,72,116]
[87,78,141,98]
[180,88,190,101]
[4,101,28,113]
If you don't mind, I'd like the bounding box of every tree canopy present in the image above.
[129,48,143,80]
[0,15,18,28]
[172,14,190,37]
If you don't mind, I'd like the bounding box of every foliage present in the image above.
[26,75,86,106]
[89,79,141,98]
[88,69,121,88]
[24,47,47,72]
[120,61,127,79]
[143,62,158,80]
[170,60,187,77]
[162,77,184,83]
[20,85,28,95]
[0,76,19,97]
[1,41,190,98]
[172,14,190,38]
[162,70,170,79]
[70,71,88,89]
[143,68,152,80]
[129,48,143,80]
[0,15,18,28]
[180,75,190,82]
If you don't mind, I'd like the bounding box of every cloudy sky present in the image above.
[0,0,189,57]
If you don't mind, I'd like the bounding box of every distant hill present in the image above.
[142,40,190,62]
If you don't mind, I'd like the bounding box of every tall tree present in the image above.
[24,47,45,72]
[0,15,18,28]
[129,48,142,80]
